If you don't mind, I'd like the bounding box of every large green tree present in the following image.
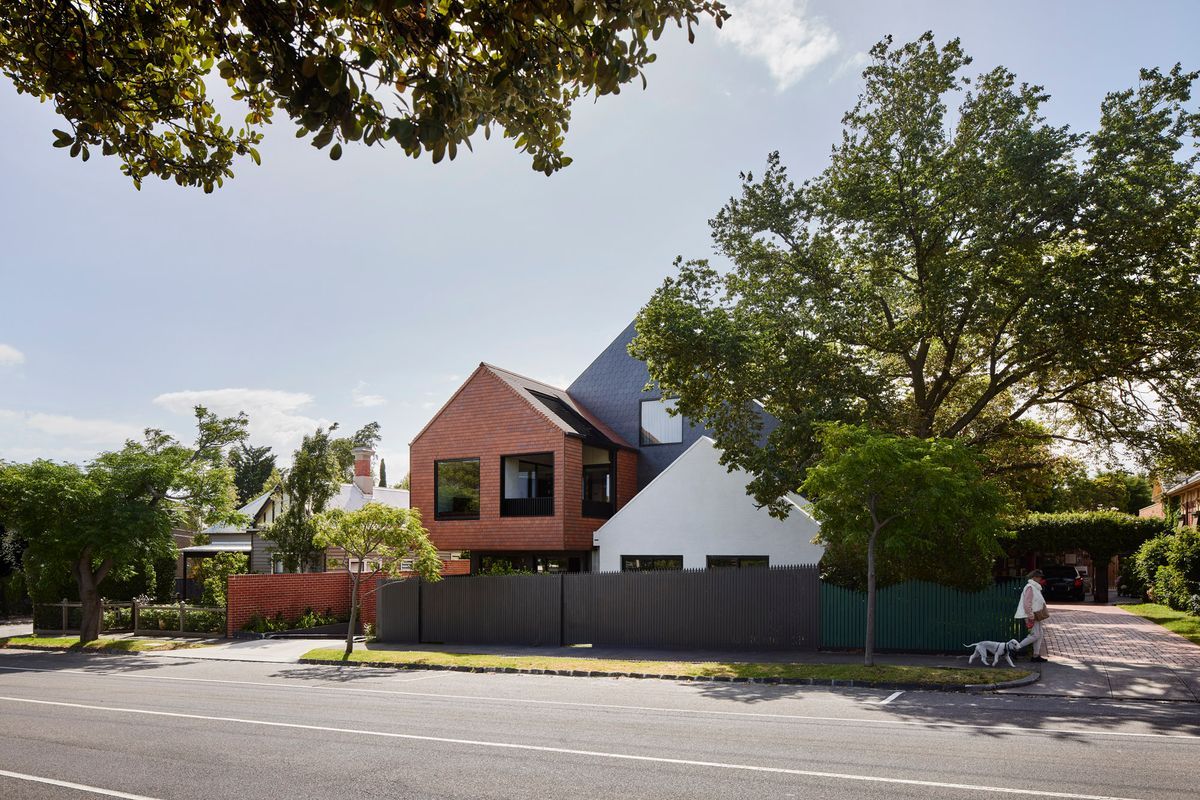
[228,443,277,505]
[0,408,246,642]
[632,33,1200,516]
[264,424,344,571]
[0,0,727,191]
[800,424,1008,665]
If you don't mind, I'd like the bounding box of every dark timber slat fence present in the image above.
[377,565,820,651]
[820,580,1025,652]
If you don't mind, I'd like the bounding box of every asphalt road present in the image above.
[0,648,1196,800]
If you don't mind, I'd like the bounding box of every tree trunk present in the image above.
[1092,553,1111,604]
[865,529,878,667]
[344,565,360,659]
[76,557,102,643]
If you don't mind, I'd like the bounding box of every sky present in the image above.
[1,1,1198,479]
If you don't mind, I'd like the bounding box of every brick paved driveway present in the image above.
[1043,603,1200,667]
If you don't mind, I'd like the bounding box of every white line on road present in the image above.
[1,663,1194,743]
[878,691,904,705]
[0,695,1150,800]
[0,768,163,800]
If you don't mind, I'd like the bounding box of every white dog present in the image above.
[965,639,1020,667]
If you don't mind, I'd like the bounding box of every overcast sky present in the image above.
[2,0,1197,479]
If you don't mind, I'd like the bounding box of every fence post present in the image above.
[178,601,185,634]
[132,600,139,635]
[61,597,68,636]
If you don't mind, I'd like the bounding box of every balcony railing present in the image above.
[501,497,554,517]
[582,499,614,519]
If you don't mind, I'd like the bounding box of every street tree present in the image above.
[0,0,729,191]
[313,503,441,657]
[0,408,246,642]
[264,425,343,572]
[632,33,1200,516]
[800,424,1008,666]
[228,443,277,505]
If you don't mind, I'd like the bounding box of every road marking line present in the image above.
[878,691,904,705]
[0,768,163,799]
[0,695,1149,800]
[0,664,1195,743]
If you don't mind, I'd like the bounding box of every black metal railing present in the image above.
[501,497,554,517]
[581,499,614,519]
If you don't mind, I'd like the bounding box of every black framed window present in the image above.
[501,453,554,517]
[621,555,683,572]
[639,398,683,445]
[706,555,770,569]
[435,458,480,520]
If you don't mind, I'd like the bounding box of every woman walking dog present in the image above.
[1015,568,1050,663]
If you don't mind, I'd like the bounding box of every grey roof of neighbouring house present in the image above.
[201,489,275,535]
[180,540,252,555]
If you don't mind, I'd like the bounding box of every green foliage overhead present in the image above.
[1008,512,1168,561]
[631,33,1200,515]
[228,444,276,506]
[800,424,1008,664]
[0,0,728,191]
[0,407,246,641]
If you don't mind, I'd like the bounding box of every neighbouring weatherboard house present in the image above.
[180,446,415,597]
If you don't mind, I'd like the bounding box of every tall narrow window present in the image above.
[435,458,480,520]
[640,398,683,445]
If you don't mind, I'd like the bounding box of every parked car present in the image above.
[1041,564,1086,601]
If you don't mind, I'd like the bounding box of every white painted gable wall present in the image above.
[594,437,825,571]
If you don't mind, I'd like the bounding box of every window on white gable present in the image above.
[639,398,683,446]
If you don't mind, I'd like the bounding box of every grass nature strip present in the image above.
[300,647,1030,686]
[0,635,205,653]
[1120,603,1200,646]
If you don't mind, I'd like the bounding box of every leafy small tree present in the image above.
[313,504,441,658]
[800,424,1008,666]
[331,421,381,481]
[228,444,277,505]
[192,551,250,608]
[1008,512,1168,602]
[0,408,246,642]
[264,425,343,572]
[0,0,729,190]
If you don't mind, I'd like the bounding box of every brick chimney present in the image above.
[352,446,374,496]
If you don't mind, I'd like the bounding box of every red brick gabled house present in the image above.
[410,363,638,573]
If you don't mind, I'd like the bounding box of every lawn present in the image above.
[301,647,1029,687]
[0,635,205,652]
[1120,603,1200,646]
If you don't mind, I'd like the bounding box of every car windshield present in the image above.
[1042,566,1078,579]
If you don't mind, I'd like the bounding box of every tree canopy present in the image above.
[631,33,1200,514]
[228,443,276,505]
[264,425,344,572]
[800,424,1008,665]
[1007,511,1168,602]
[314,503,440,656]
[0,0,728,191]
[0,407,246,641]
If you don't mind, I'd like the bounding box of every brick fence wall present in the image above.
[226,559,470,637]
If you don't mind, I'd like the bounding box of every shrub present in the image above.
[1154,565,1190,611]
[241,612,291,634]
[1134,535,1173,594]
[1117,555,1146,598]
[193,552,249,608]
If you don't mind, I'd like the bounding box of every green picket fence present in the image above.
[820,579,1025,652]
